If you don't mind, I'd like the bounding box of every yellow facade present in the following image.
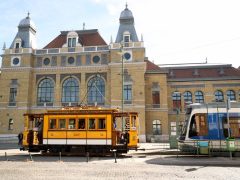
[0,7,240,143]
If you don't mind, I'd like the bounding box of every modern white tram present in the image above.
[178,102,240,151]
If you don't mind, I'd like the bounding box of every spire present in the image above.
[27,12,30,19]
[83,22,85,30]
[110,35,113,43]
[141,34,143,41]
[125,2,128,9]
[2,42,6,50]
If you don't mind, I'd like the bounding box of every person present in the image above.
[18,132,23,145]
[79,121,85,129]
[88,119,95,129]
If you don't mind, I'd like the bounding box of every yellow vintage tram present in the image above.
[20,106,139,154]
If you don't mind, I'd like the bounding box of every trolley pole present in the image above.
[121,44,124,132]
[227,98,232,159]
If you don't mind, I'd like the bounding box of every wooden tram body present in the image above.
[21,107,139,153]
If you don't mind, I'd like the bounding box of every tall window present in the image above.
[227,90,236,101]
[37,78,54,105]
[124,84,132,104]
[195,91,204,103]
[9,88,17,106]
[215,90,224,102]
[172,92,181,111]
[124,35,130,43]
[152,120,161,135]
[15,43,20,49]
[123,31,130,47]
[183,91,192,105]
[87,76,105,105]
[68,37,76,47]
[152,91,160,108]
[62,77,79,103]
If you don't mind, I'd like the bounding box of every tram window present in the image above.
[89,118,96,129]
[131,116,136,130]
[189,114,208,137]
[223,116,240,138]
[98,118,106,129]
[68,119,76,129]
[78,119,85,129]
[49,119,56,129]
[125,117,130,131]
[59,119,66,129]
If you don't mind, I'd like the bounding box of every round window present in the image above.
[43,58,50,65]
[124,52,131,60]
[68,57,75,64]
[12,58,20,65]
[93,55,100,64]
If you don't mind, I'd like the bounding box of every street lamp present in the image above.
[226,97,232,159]
[119,43,125,131]
[173,91,181,137]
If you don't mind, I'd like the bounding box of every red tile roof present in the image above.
[44,29,107,49]
[145,60,161,71]
[168,66,240,79]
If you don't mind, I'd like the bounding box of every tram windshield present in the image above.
[189,113,208,138]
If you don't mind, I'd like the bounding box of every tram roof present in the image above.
[187,102,240,109]
[24,106,138,116]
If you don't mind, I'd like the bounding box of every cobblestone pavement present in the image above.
[0,143,240,180]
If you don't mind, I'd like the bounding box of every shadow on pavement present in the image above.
[0,150,132,163]
[144,155,240,167]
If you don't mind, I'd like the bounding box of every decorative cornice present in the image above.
[0,67,32,71]
[109,62,146,67]
[33,65,109,72]
[168,76,240,82]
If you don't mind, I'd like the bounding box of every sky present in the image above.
[0,0,240,68]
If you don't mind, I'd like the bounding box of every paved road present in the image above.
[0,143,240,179]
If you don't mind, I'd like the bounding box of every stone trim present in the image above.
[213,83,240,87]
[85,72,107,82]
[60,73,81,82]
[170,84,205,89]
[36,74,56,84]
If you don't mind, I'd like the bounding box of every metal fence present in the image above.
[178,139,240,157]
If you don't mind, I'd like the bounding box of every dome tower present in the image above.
[115,4,139,43]
[10,12,37,49]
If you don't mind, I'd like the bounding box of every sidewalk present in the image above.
[1,142,240,167]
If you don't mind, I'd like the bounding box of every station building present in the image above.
[0,6,240,142]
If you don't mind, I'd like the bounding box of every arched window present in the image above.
[37,78,54,105]
[183,91,192,105]
[239,90,240,101]
[215,90,224,102]
[152,120,161,135]
[195,91,204,103]
[87,76,105,105]
[227,90,236,101]
[62,77,79,103]
[172,91,181,111]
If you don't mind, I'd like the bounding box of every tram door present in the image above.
[22,115,43,146]
[128,115,138,147]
